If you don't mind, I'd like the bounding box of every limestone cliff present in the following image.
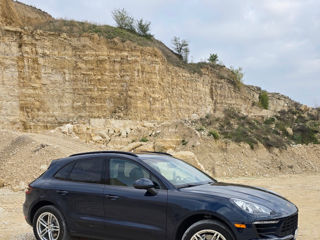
[0,25,300,131]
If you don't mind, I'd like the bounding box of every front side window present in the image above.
[109,158,160,188]
[140,156,214,188]
[55,158,104,184]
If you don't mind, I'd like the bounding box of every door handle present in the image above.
[56,190,69,196]
[105,194,119,200]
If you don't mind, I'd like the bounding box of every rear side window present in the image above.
[69,159,104,183]
[55,159,104,184]
[55,162,74,180]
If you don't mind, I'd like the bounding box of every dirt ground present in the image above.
[0,174,318,240]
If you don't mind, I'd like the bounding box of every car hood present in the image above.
[180,182,297,217]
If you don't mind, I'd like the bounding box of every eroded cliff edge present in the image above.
[0,25,298,131]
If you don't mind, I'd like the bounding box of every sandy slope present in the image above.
[0,174,319,240]
[0,130,103,190]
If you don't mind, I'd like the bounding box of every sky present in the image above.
[19,0,320,107]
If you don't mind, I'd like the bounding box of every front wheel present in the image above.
[182,220,234,240]
[33,205,70,240]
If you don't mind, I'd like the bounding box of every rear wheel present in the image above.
[33,205,70,240]
[182,220,234,240]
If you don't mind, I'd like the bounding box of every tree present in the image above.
[172,36,190,62]
[208,53,218,64]
[112,8,135,32]
[259,91,269,109]
[136,18,152,38]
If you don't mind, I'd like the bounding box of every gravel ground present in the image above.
[0,174,319,240]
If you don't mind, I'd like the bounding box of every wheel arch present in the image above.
[175,212,236,240]
[29,200,55,224]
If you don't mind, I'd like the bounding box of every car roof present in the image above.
[68,151,172,158]
[69,151,138,157]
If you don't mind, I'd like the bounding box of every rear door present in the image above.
[103,157,168,240]
[51,157,106,238]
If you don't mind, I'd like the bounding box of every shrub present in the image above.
[264,117,275,125]
[136,18,152,38]
[208,130,220,140]
[112,8,135,32]
[230,66,244,89]
[181,139,188,145]
[275,122,289,136]
[172,36,189,62]
[292,125,319,144]
[140,137,148,142]
[196,126,205,132]
[259,91,269,109]
[208,53,218,64]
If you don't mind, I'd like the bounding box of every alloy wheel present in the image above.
[36,212,60,240]
[191,229,227,240]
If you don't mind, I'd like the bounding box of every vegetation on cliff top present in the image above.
[193,107,320,149]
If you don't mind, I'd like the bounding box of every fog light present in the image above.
[234,223,246,229]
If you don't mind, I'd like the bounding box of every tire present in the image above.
[33,205,71,240]
[182,220,234,240]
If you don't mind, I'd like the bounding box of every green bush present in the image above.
[172,36,190,62]
[196,126,205,132]
[112,8,135,32]
[208,53,218,64]
[208,130,220,140]
[259,91,269,109]
[264,117,275,125]
[230,66,244,89]
[181,139,188,145]
[292,125,319,144]
[140,137,148,142]
[136,18,152,38]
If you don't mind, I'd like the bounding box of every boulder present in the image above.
[135,143,155,152]
[60,124,73,135]
[154,139,181,152]
[92,135,104,143]
[12,181,26,192]
[121,142,143,152]
[286,127,293,136]
[169,151,203,170]
[90,118,106,128]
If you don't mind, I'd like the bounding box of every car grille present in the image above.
[254,214,298,238]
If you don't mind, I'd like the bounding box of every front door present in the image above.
[103,157,167,240]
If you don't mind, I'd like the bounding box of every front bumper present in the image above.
[232,213,298,240]
[253,233,296,240]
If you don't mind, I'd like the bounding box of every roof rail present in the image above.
[136,151,173,156]
[69,151,138,157]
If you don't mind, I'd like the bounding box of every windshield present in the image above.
[140,155,215,188]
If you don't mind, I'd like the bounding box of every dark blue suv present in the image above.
[23,151,298,240]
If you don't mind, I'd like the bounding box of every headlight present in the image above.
[231,198,273,216]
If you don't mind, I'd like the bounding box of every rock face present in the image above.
[12,1,53,26]
[0,25,298,131]
[0,0,52,27]
[0,0,22,26]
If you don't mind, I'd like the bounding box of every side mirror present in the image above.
[133,178,157,195]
